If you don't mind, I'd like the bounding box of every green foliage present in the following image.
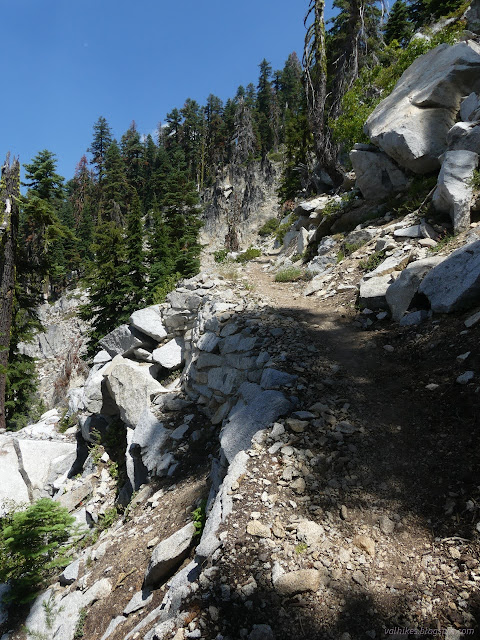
[258,218,280,236]
[192,500,207,537]
[337,241,364,263]
[385,0,412,46]
[0,498,75,602]
[96,506,118,531]
[275,217,293,244]
[330,19,465,150]
[295,542,308,554]
[73,608,88,640]
[359,250,387,272]
[275,266,311,282]
[468,169,480,190]
[235,247,262,263]
[430,230,454,253]
[58,411,77,434]
[213,248,229,263]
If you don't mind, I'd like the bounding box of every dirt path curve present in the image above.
[244,259,480,542]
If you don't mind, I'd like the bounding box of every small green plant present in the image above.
[359,250,387,272]
[430,231,454,253]
[235,247,262,263]
[468,169,480,190]
[275,266,305,282]
[258,218,280,236]
[192,499,207,537]
[90,443,104,465]
[58,410,77,434]
[213,248,229,263]
[73,607,88,639]
[295,542,308,554]
[107,461,119,481]
[0,498,75,602]
[337,241,364,263]
[275,217,293,244]
[97,506,118,531]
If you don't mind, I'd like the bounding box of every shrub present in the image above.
[235,247,262,263]
[192,499,207,537]
[275,266,306,282]
[359,250,387,272]
[258,218,280,236]
[213,248,229,263]
[0,498,75,602]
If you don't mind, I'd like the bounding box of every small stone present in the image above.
[296,520,324,545]
[465,310,480,328]
[286,418,308,433]
[274,569,325,595]
[449,547,462,560]
[456,351,471,362]
[379,515,395,535]
[246,521,271,538]
[456,371,474,385]
[291,477,306,495]
[340,505,349,520]
[248,624,274,640]
[426,383,439,390]
[270,422,285,439]
[353,534,375,557]
[352,569,367,586]
[383,345,394,353]
[147,537,159,548]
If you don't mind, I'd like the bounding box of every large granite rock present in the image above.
[365,42,480,173]
[386,256,445,321]
[130,408,169,476]
[419,238,480,312]
[466,0,480,33]
[144,522,196,588]
[152,337,185,370]
[129,307,167,342]
[220,383,292,463]
[359,274,395,309]
[99,324,151,358]
[447,121,480,153]
[350,147,408,200]
[104,356,169,427]
[433,150,478,233]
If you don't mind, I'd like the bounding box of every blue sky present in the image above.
[0,0,336,181]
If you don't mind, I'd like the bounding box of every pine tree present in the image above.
[88,116,113,185]
[121,121,145,196]
[102,140,129,224]
[256,59,275,155]
[120,189,147,315]
[385,0,412,45]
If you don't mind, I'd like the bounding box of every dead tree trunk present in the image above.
[0,155,20,431]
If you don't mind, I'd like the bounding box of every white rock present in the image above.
[350,148,408,199]
[129,306,167,341]
[152,337,185,370]
[144,522,196,587]
[433,150,478,233]
[366,42,480,173]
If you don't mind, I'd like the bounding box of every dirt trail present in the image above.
[244,259,480,537]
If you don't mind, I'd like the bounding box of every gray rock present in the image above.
[433,150,478,233]
[99,324,151,357]
[297,227,310,254]
[123,589,153,615]
[196,332,220,352]
[249,624,274,640]
[131,408,169,476]
[167,290,202,311]
[296,520,325,546]
[83,578,112,604]
[419,239,480,312]
[393,225,423,238]
[129,306,167,341]
[350,148,408,199]
[399,310,430,326]
[386,257,445,321]
[152,337,185,370]
[365,42,480,173]
[260,368,297,389]
[345,228,378,246]
[0,584,9,625]
[274,569,325,595]
[79,361,116,415]
[93,350,112,364]
[220,333,257,354]
[447,121,480,154]
[457,371,475,384]
[363,252,411,280]
[220,387,292,463]
[207,367,247,396]
[59,559,80,586]
[465,309,480,327]
[466,0,480,34]
[100,616,126,640]
[104,356,169,427]
[359,274,395,309]
[144,522,196,588]
[460,92,480,121]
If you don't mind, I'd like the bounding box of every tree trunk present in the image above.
[0,155,20,431]
[303,0,344,188]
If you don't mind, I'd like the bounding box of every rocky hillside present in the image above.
[2,34,480,640]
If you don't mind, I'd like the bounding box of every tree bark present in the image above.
[0,155,20,430]
[303,0,344,187]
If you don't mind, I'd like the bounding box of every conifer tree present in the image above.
[88,116,113,185]
[385,0,412,45]
[120,189,147,314]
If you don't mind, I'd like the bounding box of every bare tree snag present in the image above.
[0,154,20,431]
